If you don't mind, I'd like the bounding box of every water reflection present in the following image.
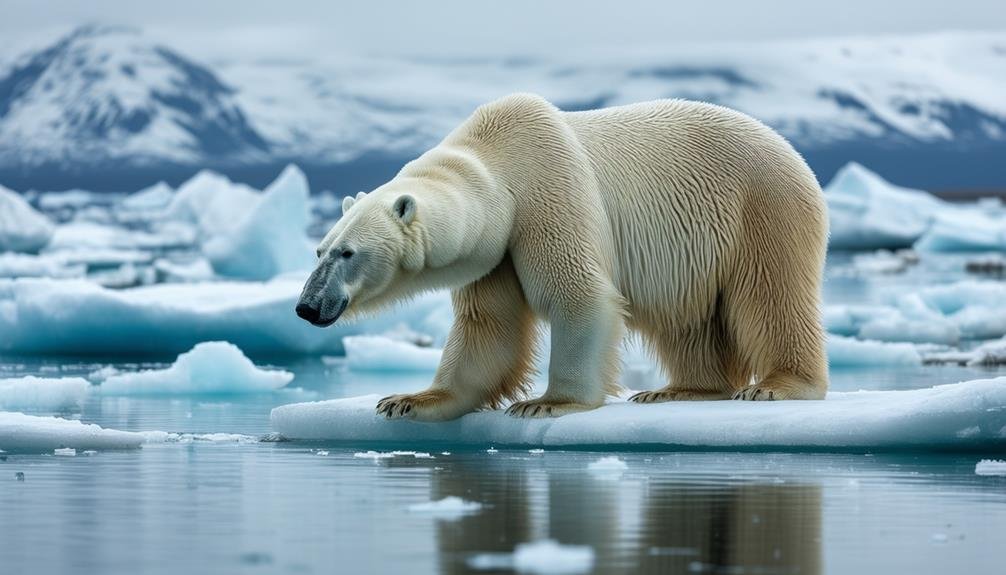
[420,455,822,574]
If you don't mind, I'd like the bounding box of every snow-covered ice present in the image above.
[120,181,173,211]
[923,337,1006,367]
[0,412,145,453]
[0,184,54,253]
[53,447,76,456]
[975,460,1006,476]
[407,496,483,519]
[100,341,293,395]
[827,335,922,367]
[0,276,452,355]
[0,376,90,411]
[0,252,85,279]
[204,165,315,280]
[164,170,259,238]
[587,456,628,479]
[344,335,443,372]
[468,540,595,574]
[270,377,1006,451]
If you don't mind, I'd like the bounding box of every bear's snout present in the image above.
[295,303,321,324]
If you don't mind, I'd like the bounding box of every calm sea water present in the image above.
[2,253,1005,575]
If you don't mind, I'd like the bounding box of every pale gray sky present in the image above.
[2,0,1005,59]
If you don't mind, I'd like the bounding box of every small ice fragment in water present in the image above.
[975,459,1006,476]
[15,472,24,481]
[82,450,97,456]
[440,451,451,456]
[315,450,329,456]
[529,449,545,454]
[468,539,594,574]
[407,496,483,520]
[354,451,395,460]
[486,447,498,454]
[54,447,76,456]
[588,456,627,479]
[931,533,949,543]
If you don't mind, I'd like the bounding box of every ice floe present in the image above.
[923,336,1006,367]
[0,376,90,411]
[204,165,315,280]
[468,540,595,574]
[100,341,293,395]
[407,496,483,519]
[270,377,1006,451]
[344,335,443,372]
[0,184,54,253]
[827,335,921,367]
[0,412,145,453]
[0,276,452,355]
[975,459,1006,476]
[120,181,173,212]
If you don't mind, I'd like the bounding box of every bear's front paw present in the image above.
[376,389,467,421]
[505,399,596,418]
[732,385,778,401]
[376,394,417,419]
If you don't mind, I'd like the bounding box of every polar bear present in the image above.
[296,93,828,421]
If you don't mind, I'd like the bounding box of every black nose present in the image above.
[296,303,320,323]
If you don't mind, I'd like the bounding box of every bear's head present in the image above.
[296,189,424,327]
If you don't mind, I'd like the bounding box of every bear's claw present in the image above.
[732,386,776,401]
[376,395,417,419]
[505,399,595,418]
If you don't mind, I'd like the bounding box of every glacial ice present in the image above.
[344,335,443,372]
[824,163,1006,252]
[0,276,452,355]
[825,163,943,250]
[120,181,173,211]
[270,377,1006,451]
[204,165,315,280]
[100,341,293,395]
[0,412,145,453]
[0,184,54,253]
[0,376,91,411]
[165,170,259,238]
[0,252,85,279]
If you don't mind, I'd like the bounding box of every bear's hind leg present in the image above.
[629,322,745,403]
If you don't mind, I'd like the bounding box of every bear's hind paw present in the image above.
[376,389,461,421]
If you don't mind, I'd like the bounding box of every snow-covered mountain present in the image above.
[1,25,1004,193]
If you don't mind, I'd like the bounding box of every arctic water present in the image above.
[1,250,1005,575]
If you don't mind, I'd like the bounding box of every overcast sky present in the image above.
[2,0,1006,59]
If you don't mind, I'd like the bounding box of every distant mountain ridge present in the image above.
[0,26,1004,193]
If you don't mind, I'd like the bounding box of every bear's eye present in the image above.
[341,249,355,259]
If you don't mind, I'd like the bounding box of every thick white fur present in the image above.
[314,93,829,421]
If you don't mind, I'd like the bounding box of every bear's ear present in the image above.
[393,194,416,225]
[342,195,356,213]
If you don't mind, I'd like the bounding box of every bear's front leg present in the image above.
[506,292,624,418]
[378,256,538,422]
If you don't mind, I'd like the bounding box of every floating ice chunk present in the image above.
[915,208,1006,252]
[165,170,259,237]
[827,335,921,367]
[825,163,941,250]
[587,456,627,479]
[204,165,315,280]
[120,181,173,211]
[0,253,85,279]
[140,431,259,444]
[0,376,90,411]
[101,341,293,395]
[152,257,215,283]
[0,412,145,453]
[924,336,1006,367]
[468,540,595,574]
[53,447,76,456]
[975,459,1006,476]
[354,450,396,460]
[0,184,54,253]
[48,221,194,252]
[850,250,913,274]
[344,335,443,372]
[408,496,483,519]
[271,377,1006,451]
[0,277,451,355]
